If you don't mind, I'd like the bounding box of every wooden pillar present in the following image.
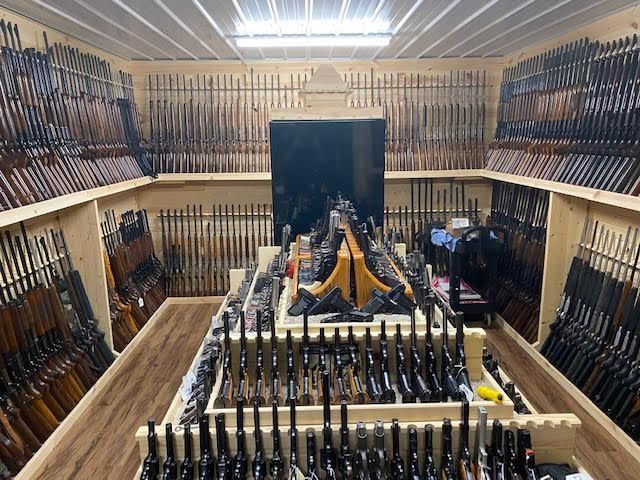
[537,192,588,346]
[58,200,113,349]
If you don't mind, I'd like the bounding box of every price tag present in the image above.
[459,383,474,402]
[452,217,470,229]
[179,372,197,402]
[138,296,145,308]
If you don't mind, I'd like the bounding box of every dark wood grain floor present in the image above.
[30,302,218,480]
[485,328,640,480]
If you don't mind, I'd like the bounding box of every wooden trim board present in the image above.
[0,176,155,228]
[15,298,171,480]
[2,169,640,232]
[166,296,224,305]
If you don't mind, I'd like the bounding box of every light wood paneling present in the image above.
[127,58,504,147]
[537,193,588,343]
[58,200,112,348]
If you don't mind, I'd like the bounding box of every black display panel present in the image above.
[270,119,385,242]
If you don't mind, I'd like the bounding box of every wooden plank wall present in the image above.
[127,57,505,146]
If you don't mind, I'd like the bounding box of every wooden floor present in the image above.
[485,328,640,480]
[30,302,218,480]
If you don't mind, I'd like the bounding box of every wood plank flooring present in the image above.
[30,303,218,480]
[485,328,640,480]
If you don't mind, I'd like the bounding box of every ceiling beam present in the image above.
[191,0,244,60]
[394,0,462,58]
[151,0,220,59]
[68,0,174,59]
[417,0,502,58]
[372,0,424,59]
[458,0,577,57]
[27,0,153,59]
[109,0,199,60]
[438,0,535,57]
[486,0,629,56]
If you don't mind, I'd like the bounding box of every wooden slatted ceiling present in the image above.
[0,0,638,60]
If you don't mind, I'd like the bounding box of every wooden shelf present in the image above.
[155,172,272,182]
[0,176,155,228]
[384,169,485,180]
[0,169,638,231]
[482,170,640,213]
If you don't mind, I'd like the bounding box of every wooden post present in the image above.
[537,193,588,345]
[58,200,113,349]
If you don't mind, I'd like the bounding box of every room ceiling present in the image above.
[1,0,639,60]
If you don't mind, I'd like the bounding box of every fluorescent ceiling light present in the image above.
[237,35,390,48]
[236,19,390,36]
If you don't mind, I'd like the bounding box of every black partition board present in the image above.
[270,119,385,242]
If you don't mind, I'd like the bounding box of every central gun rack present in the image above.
[291,223,413,310]
[135,234,588,478]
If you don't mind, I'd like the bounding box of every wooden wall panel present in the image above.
[127,58,504,152]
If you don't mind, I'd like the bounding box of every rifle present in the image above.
[333,329,350,402]
[306,431,319,479]
[140,418,159,480]
[504,431,520,480]
[371,420,386,480]
[162,423,177,480]
[180,423,194,480]
[320,370,337,480]
[354,422,369,480]
[198,414,214,480]
[409,309,430,401]
[346,326,367,404]
[378,321,394,403]
[453,311,472,393]
[270,310,282,405]
[390,419,405,479]
[423,425,438,480]
[488,420,505,480]
[252,397,267,480]
[395,323,415,403]
[440,308,460,401]
[286,330,296,406]
[232,397,247,478]
[270,400,285,480]
[216,311,233,408]
[516,429,537,480]
[474,407,491,480]
[337,400,354,479]
[215,413,231,480]
[317,328,329,404]
[289,388,300,477]
[424,293,443,400]
[407,426,420,480]
[251,310,266,406]
[236,311,249,403]
[440,418,455,480]
[458,401,475,480]
[299,309,312,406]
[364,327,381,403]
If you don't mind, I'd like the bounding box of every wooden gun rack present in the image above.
[343,225,414,308]
[291,225,414,309]
[291,233,351,303]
